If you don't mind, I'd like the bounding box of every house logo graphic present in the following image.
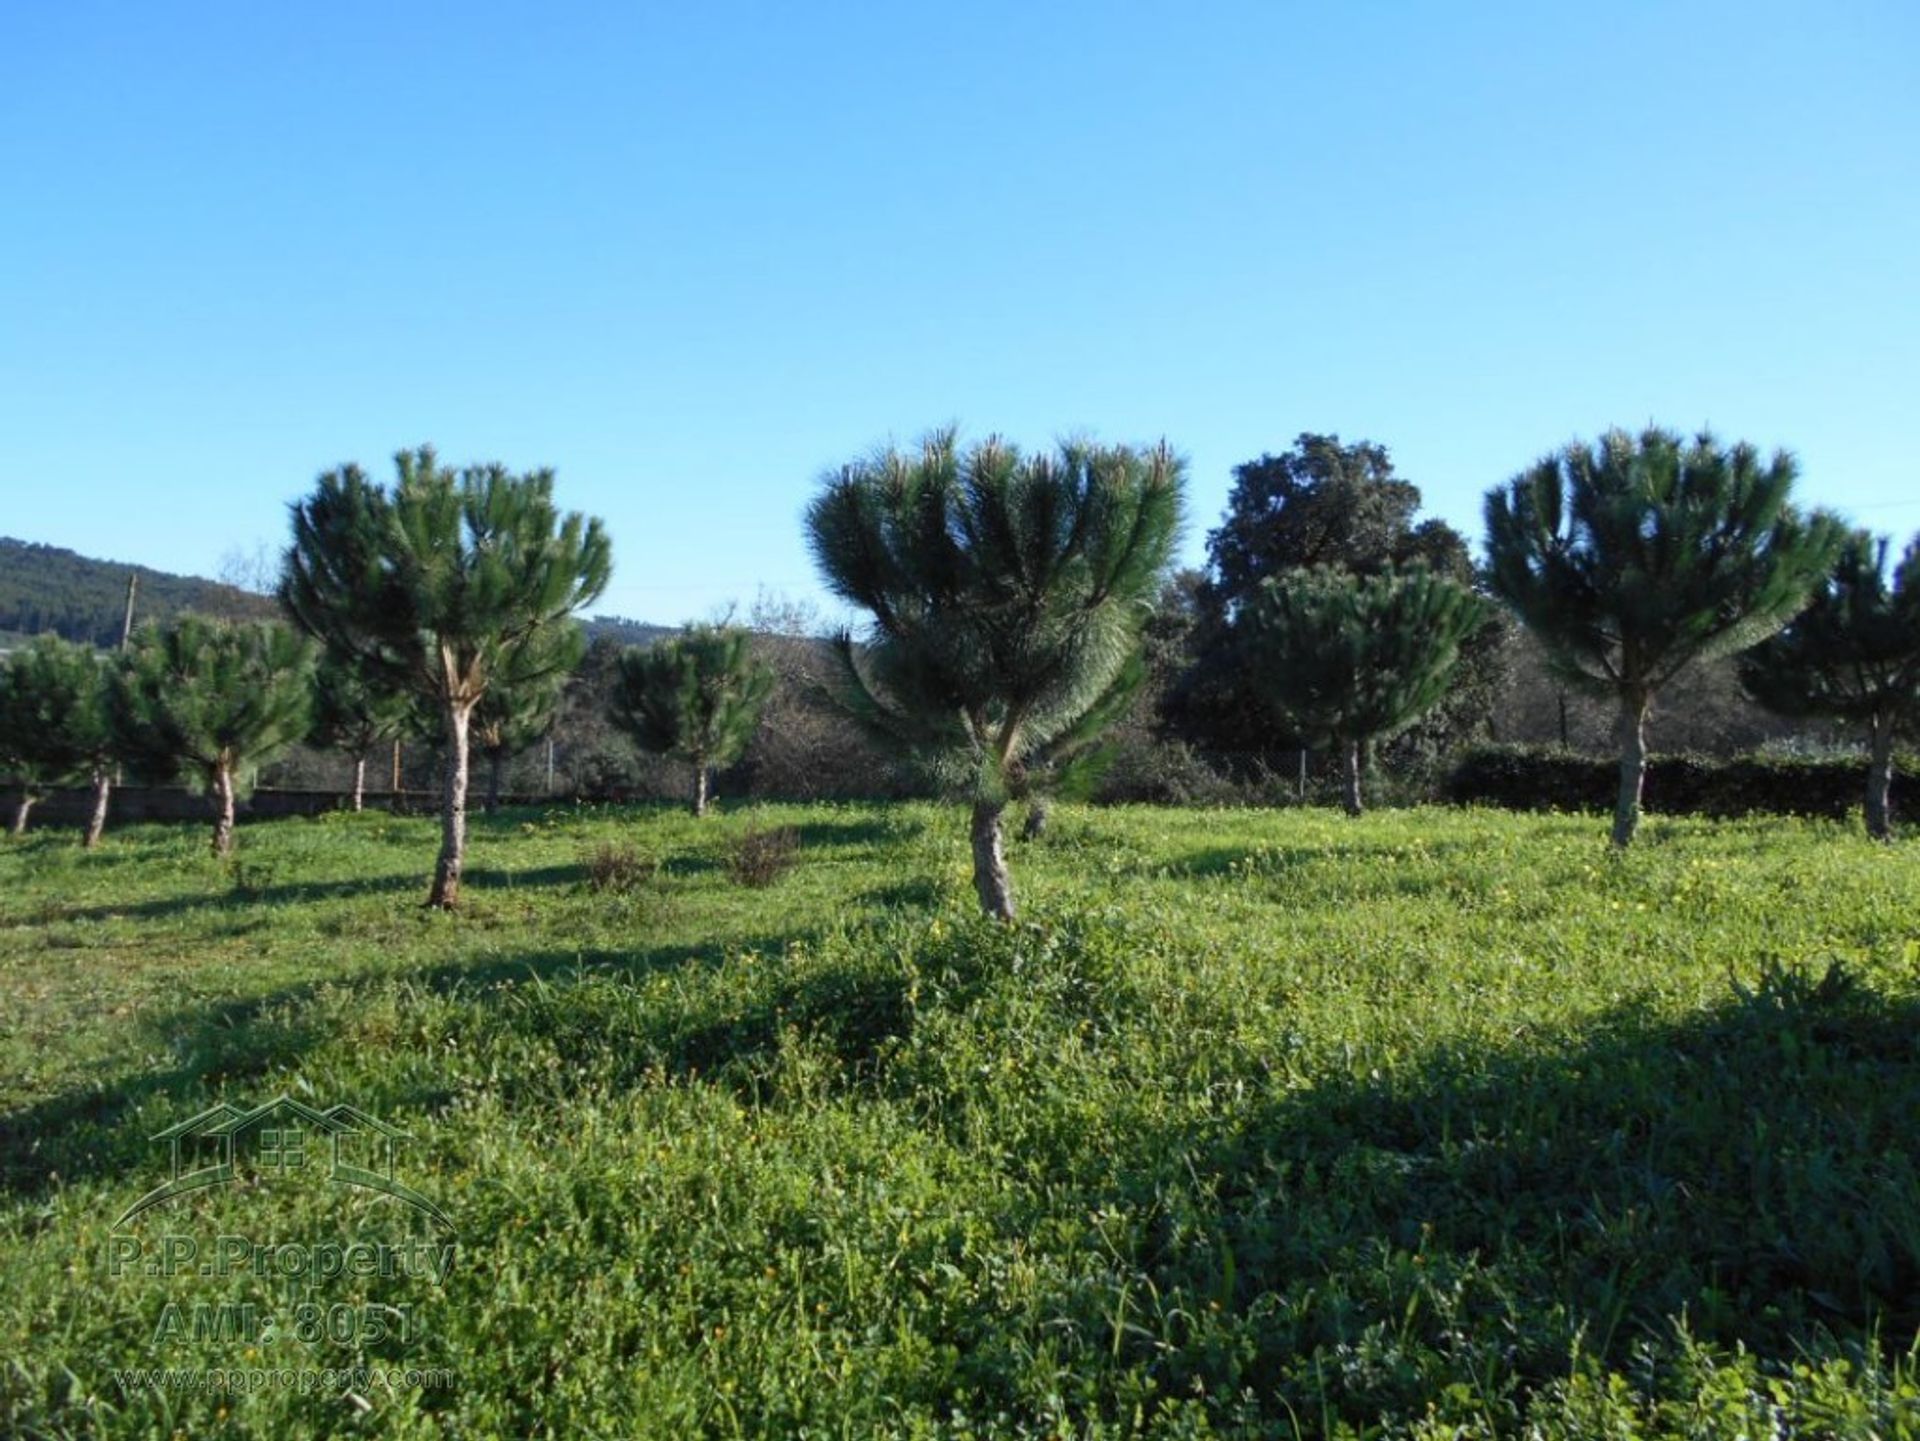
[115,1095,453,1230]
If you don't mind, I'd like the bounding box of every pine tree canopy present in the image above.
[0,636,114,790]
[806,430,1184,801]
[309,652,413,757]
[610,624,774,770]
[1485,427,1846,700]
[280,447,612,712]
[1739,530,1920,728]
[109,617,315,797]
[1242,566,1489,749]
[471,626,580,762]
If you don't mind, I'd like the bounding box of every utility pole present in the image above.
[545,736,556,794]
[391,738,402,795]
[119,573,138,650]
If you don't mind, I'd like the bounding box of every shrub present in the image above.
[728,824,800,888]
[1446,743,1916,820]
[580,841,659,894]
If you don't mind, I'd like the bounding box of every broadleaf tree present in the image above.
[1739,530,1920,839]
[1241,566,1489,815]
[109,617,316,857]
[0,636,116,842]
[806,430,1183,919]
[1485,426,1844,846]
[281,447,610,906]
[609,624,773,816]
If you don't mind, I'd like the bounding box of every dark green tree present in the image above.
[1170,433,1504,767]
[472,634,576,812]
[281,447,610,906]
[309,653,413,811]
[0,636,115,841]
[109,618,316,857]
[1739,531,1920,839]
[610,624,773,816]
[807,430,1183,918]
[1241,567,1489,815]
[1486,427,1844,846]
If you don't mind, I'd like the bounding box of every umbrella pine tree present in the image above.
[1739,531,1920,838]
[807,430,1183,918]
[1486,427,1842,845]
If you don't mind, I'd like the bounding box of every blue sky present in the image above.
[3,2,1916,626]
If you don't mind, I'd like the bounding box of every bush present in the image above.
[580,841,659,894]
[1446,743,1916,819]
[728,824,801,888]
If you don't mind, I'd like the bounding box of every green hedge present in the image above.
[1445,744,1912,819]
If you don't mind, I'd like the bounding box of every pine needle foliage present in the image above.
[1485,426,1843,845]
[0,636,114,835]
[1242,566,1489,814]
[309,653,412,807]
[280,446,610,903]
[108,617,315,856]
[610,624,774,815]
[1738,530,1920,837]
[805,429,1183,916]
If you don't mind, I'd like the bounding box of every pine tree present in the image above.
[807,430,1183,918]
[1485,427,1843,846]
[0,636,115,840]
[281,447,610,905]
[1739,531,1920,839]
[309,653,412,811]
[109,618,316,857]
[472,633,576,812]
[1240,567,1488,815]
[609,624,773,816]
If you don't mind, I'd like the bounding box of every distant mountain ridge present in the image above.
[0,536,673,651]
[0,537,276,647]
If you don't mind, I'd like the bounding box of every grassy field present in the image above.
[2,802,1918,1438]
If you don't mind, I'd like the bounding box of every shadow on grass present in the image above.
[0,927,817,1200]
[1004,962,1920,1429]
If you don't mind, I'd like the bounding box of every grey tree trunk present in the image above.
[210,764,236,858]
[970,800,1015,920]
[486,754,504,814]
[1612,692,1651,848]
[1021,797,1051,841]
[429,701,473,908]
[1341,739,1363,817]
[692,761,709,818]
[84,770,111,849]
[351,755,366,813]
[1866,717,1895,841]
[9,794,34,837]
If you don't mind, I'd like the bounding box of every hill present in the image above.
[0,537,276,647]
[0,537,676,651]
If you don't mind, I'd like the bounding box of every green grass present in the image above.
[3,802,1919,1438]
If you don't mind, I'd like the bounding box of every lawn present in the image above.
[2,802,1918,1438]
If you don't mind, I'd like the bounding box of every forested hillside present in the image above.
[0,537,275,647]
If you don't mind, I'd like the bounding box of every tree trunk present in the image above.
[1341,739,1363,817]
[9,794,34,837]
[692,760,709,818]
[970,800,1015,920]
[1612,691,1651,848]
[1021,797,1051,841]
[210,763,236,859]
[84,770,111,849]
[429,700,473,909]
[1866,716,1895,841]
[351,755,366,813]
[486,754,504,815]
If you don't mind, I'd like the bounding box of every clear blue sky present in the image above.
[4,2,1916,626]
